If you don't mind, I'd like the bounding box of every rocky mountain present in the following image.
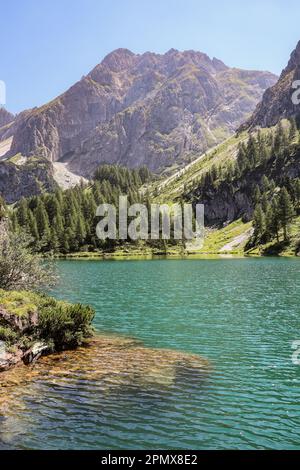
[244,40,300,129]
[3,48,277,179]
[0,108,14,129]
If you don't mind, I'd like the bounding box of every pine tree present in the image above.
[17,198,29,226]
[261,193,269,213]
[46,194,61,223]
[262,175,270,193]
[277,188,295,241]
[10,212,19,233]
[269,179,276,193]
[265,201,279,243]
[74,215,87,251]
[253,185,262,205]
[247,134,258,167]
[49,227,60,253]
[253,204,266,240]
[294,179,300,210]
[53,214,65,249]
[35,200,51,250]
[28,210,40,242]
[273,121,285,155]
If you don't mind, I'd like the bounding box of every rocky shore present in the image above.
[0,290,95,372]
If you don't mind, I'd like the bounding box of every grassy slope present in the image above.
[0,290,40,317]
[201,219,253,255]
[246,216,300,257]
[146,122,299,257]
[148,132,249,203]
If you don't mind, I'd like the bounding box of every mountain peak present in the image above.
[212,57,228,71]
[282,40,300,77]
[102,48,137,71]
[3,47,277,189]
[166,48,179,55]
[243,40,300,129]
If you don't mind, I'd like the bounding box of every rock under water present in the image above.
[0,334,210,417]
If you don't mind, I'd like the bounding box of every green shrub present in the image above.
[37,299,95,350]
[0,326,18,344]
[0,290,95,351]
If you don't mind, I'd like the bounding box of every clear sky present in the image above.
[1,0,300,114]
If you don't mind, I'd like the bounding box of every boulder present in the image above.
[23,342,50,365]
[0,306,38,333]
[0,340,23,372]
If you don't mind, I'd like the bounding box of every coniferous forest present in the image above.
[8,119,300,256]
[10,165,154,254]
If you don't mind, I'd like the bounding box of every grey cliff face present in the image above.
[0,108,14,129]
[244,41,300,129]
[0,158,57,204]
[5,48,277,177]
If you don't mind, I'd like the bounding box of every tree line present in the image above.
[10,164,154,254]
[193,118,299,193]
[252,179,300,244]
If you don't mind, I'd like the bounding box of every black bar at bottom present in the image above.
[0,450,296,466]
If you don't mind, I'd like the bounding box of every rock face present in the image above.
[5,48,277,177]
[0,108,14,129]
[0,341,23,372]
[0,306,38,334]
[244,40,300,129]
[0,157,57,204]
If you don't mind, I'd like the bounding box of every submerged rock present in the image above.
[0,341,23,372]
[0,334,210,395]
[22,342,51,365]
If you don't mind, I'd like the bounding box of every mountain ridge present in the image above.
[2,48,277,179]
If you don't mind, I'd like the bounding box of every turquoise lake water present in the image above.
[1,258,300,450]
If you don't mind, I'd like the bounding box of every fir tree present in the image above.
[253,204,266,240]
[277,188,295,241]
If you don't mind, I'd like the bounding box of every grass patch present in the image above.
[201,219,253,254]
[0,290,40,317]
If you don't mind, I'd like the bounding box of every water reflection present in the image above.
[0,334,210,449]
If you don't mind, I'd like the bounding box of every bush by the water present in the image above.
[37,297,95,349]
[0,290,95,351]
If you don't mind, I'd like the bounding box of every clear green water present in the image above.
[1,258,300,450]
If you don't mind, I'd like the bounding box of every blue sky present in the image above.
[1,0,300,114]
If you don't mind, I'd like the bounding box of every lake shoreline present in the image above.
[51,250,300,261]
